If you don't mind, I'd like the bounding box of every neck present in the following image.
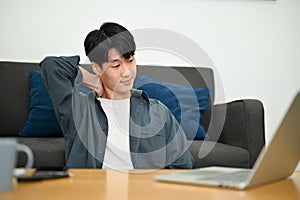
[101,89,131,100]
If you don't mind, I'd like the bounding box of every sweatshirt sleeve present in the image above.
[39,55,80,138]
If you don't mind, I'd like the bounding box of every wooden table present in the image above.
[0,169,299,200]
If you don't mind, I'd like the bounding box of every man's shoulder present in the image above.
[131,89,162,104]
[131,89,149,102]
[131,89,170,113]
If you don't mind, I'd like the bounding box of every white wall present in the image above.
[1,0,299,169]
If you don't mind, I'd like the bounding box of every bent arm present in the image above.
[40,56,80,137]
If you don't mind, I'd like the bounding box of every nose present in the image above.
[121,63,131,77]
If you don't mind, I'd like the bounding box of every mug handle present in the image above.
[14,144,34,177]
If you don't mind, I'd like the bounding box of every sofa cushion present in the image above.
[19,70,63,137]
[188,140,250,168]
[134,75,210,140]
[17,137,65,167]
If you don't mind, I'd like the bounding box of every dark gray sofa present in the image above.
[0,61,265,169]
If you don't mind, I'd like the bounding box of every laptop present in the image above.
[155,92,300,190]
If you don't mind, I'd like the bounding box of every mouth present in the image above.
[120,77,134,85]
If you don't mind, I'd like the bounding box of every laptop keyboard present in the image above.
[202,171,251,183]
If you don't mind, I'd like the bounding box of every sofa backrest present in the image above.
[0,61,40,136]
[0,61,214,137]
[136,65,214,132]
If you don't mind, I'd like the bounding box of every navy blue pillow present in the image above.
[134,76,210,140]
[19,70,63,137]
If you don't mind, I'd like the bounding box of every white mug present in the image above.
[0,138,33,191]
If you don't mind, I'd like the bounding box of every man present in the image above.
[40,22,194,169]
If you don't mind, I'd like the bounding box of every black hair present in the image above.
[84,22,136,68]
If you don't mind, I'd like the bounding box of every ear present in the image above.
[91,62,102,76]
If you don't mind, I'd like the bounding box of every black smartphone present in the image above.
[17,166,70,182]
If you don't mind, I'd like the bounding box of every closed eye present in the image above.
[111,64,120,68]
[128,57,135,63]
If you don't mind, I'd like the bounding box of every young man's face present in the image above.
[100,48,136,99]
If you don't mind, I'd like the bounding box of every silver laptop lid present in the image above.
[247,92,300,187]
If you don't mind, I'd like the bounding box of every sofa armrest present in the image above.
[208,99,265,168]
